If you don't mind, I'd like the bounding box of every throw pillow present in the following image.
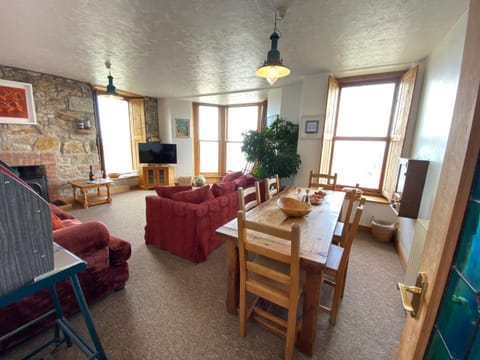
[245,173,257,187]
[211,181,236,197]
[233,175,248,190]
[51,213,64,230]
[221,171,243,183]
[155,185,192,198]
[170,185,211,204]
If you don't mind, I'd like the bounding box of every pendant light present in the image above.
[105,61,118,96]
[256,8,290,85]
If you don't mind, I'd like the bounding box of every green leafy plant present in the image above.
[241,116,301,179]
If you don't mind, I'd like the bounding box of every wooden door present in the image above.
[396,1,480,358]
[128,98,146,172]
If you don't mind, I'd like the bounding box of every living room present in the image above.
[1,1,479,359]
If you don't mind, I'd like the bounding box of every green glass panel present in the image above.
[467,328,480,359]
[436,270,478,358]
[472,158,480,200]
[426,329,453,360]
[455,201,480,290]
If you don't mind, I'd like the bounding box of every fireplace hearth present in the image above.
[12,165,50,202]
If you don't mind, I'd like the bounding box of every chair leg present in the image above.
[285,311,297,360]
[330,271,344,325]
[239,285,247,337]
[340,263,349,298]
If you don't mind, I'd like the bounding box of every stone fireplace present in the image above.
[0,152,58,201]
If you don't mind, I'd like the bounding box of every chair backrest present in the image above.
[238,186,259,211]
[237,210,301,310]
[264,174,280,200]
[339,199,365,266]
[339,187,364,239]
[237,210,302,359]
[308,170,337,191]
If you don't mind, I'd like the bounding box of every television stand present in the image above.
[139,165,175,189]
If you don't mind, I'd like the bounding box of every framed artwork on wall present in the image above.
[174,118,190,138]
[300,115,322,139]
[305,120,319,133]
[0,79,37,125]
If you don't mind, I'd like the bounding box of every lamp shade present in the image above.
[256,29,290,85]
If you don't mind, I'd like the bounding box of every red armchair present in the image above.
[0,204,131,352]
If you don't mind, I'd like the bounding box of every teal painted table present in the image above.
[0,243,107,359]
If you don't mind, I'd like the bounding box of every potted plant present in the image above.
[241,116,301,180]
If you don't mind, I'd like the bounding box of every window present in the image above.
[193,103,262,179]
[96,94,146,175]
[320,67,418,197]
[97,95,132,174]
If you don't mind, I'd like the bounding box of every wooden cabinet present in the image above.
[392,158,429,218]
[139,165,174,189]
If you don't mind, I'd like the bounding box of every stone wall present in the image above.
[0,65,159,200]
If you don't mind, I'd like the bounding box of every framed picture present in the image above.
[0,79,37,125]
[174,118,190,138]
[305,120,319,134]
[300,115,322,139]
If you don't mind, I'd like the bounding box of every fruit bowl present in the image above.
[277,197,312,217]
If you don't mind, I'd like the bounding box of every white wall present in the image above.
[412,11,467,220]
[295,73,329,187]
[158,99,194,180]
[398,11,467,260]
[278,82,303,187]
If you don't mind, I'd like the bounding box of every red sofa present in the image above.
[145,171,264,263]
[0,201,131,352]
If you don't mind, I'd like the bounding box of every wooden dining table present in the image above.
[215,186,345,356]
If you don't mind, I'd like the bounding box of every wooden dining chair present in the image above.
[308,170,337,191]
[264,174,280,200]
[238,186,260,211]
[333,187,364,245]
[319,200,364,325]
[237,210,303,360]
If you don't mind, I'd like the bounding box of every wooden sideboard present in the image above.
[139,165,174,189]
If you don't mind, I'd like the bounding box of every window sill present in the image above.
[362,194,390,205]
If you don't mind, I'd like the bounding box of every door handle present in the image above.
[397,272,428,318]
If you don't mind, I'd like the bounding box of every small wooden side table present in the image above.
[69,179,113,208]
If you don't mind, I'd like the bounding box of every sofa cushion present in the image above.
[155,185,192,198]
[245,173,257,187]
[233,175,248,189]
[211,181,236,197]
[170,185,211,204]
[51,213,65,230]
[221,171,243,183]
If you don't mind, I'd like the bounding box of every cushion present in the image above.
[155,185,192,198]
[233,175,248,190]
[170,185,211,204]
[51,213,64,230]
[245,173,257,187]
[221,171,243,183]
[211,181,236,197]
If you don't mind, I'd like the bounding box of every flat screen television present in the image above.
[138,142,177,164]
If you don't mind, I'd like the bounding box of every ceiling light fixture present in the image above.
[256,7,290,86]
[105,61,118,96]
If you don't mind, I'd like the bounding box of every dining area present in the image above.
[216,173,366,358]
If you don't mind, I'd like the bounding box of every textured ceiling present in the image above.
[0,0,468,104]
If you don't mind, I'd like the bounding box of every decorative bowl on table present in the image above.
[277,197,312,217]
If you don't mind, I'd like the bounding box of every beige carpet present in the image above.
[1,190,406,359]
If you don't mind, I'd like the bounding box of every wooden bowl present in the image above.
[277,197,312,217]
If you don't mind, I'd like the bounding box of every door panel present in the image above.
[396,1,480,358]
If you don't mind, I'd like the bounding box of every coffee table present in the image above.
[69,179,112,208]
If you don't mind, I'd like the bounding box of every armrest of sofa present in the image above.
[49,203,76,220]
[53,221,110,257]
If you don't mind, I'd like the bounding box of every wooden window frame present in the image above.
[193,102,263,181]
[320,67,418,198]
